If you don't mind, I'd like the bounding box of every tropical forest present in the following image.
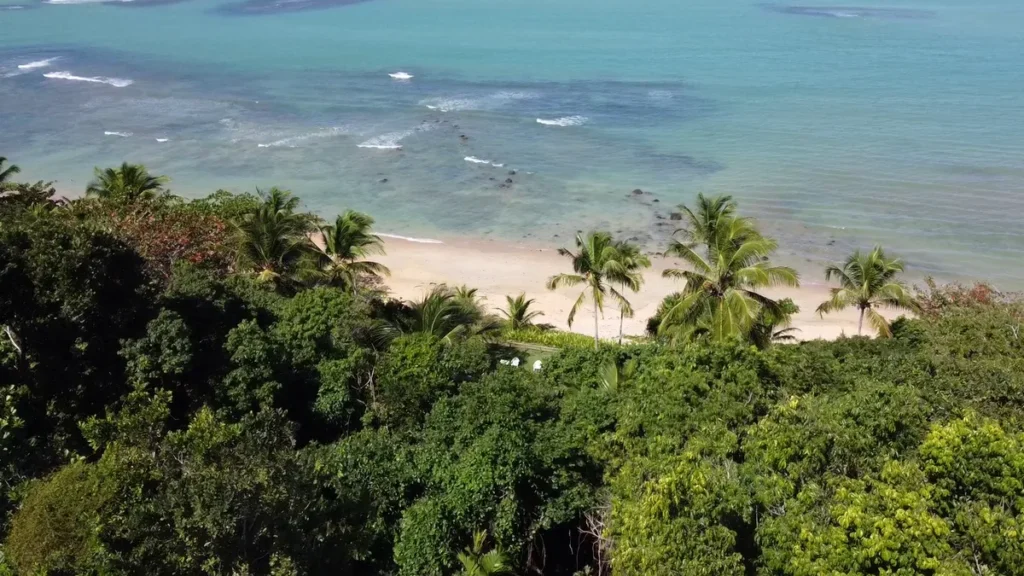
[0,158,1022,576]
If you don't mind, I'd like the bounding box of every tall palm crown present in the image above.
[233,187,312,283]
[660,196,799,343]
[612,239,651,343]
[85,162,168,203]
[816,246,919,337]
[546,231,637,349]
[499,293,544,331]
[457,531,511,576]
[0,157,20,184]
[379,285,498,343]
[310,210,390,290]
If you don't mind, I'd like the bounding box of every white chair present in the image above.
[510,357,520,367]
[533,360,542,372]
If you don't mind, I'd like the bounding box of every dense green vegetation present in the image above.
[1,161,1022,575]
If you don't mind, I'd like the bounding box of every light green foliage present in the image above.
[457,531,512,576]
[4,461,110,575]
[374,333,489,428]
[502,326,599,349]
[85,162,168,203]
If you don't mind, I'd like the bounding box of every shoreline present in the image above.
[376,233,889,341]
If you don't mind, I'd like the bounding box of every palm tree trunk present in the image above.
[858,307,864,336]
[618,282,625,345]
[594,303,600,350]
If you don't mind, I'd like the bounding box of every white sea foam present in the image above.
[357,124,433,150]
[536,115,588,127]
[420,91,537,112]
[378,233,443,244]
[155,138,169,143]
[18,57,59,70]
[257,126,351,148]
[44,71,133,88]
[104,131,132,137]
[464,156,504,168]
[388,71,414,80]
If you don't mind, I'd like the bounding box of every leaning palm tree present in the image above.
[816,246,919,337]
[233,187,313,284]
[660,214,799,343]
[0,157,20,184]
[457,531,511,576]
[613,240,650,344]
[546,231,633,349]
[308,210,390,291]
[499,294,544,331]
[85,162,168,203]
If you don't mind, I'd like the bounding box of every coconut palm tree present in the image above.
[375,285,500,344]
[233,187,313,284]
[816,246,919,337]
[457,531,511,576]
[546,231,634,350]
[748,298,800,349]
[613,240,650,344]
[0,157,20,185]
[671,193,744,251]
[308,210,390,291]
[660,214,799,343]
[85,162,168,203]
[499,294,544,331]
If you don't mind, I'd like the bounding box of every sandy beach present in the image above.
[377,234,886,341]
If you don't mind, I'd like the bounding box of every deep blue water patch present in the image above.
[214,0,371,16]
[761,5,935,19]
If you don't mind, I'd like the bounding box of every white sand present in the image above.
[377,235,886,341]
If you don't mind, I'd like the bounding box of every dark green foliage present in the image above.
[3,182,1024,576]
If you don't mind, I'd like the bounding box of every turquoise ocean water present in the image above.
[1,0,1023,284]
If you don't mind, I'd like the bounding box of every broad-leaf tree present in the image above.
[816,246,919,337]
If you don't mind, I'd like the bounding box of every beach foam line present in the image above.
[420,90,538,113]
[156,138,169,143]
[378,233,443,244]
[104,131,132,137]
[388,71,413,80]
[464,156,504,168]
[18,57,59,70]
[44,71,133,88]
[536,115,588,127]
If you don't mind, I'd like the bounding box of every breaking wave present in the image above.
[536,115,588,127]
[44,71,133,88]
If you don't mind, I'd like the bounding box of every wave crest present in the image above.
[18,57,59,70]
[536,115,588,127]
[44,71,133,88]
[464,156,504,168]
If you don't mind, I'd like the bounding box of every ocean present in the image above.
[1,0,1023,286]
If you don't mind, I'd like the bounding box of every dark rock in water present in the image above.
[508,170,517,176]
[460,134,469,140]
[453,125,460,129]
[655,214,665,220]
[215,0,372,15]
[631,188,644,196]
[670,212,683,221]
[505,178,514,184]
[489,177,496,181]
[652,198,660,203]
[553,234,559,238]
[379,178,388,183]
[826,240,836,246]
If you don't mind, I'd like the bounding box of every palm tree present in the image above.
[546,232,633,350]
[85,162,168,203]
[671,193,745,249]
[749,298,800,349]
[457,531,511,576]
[612,240,650,344]
[308,210,390,291]
[816,247,919,337]
[660,211,799,343]
[499,294,544,331]
[233,187,313,284]
[0,157,20,184]
[377,285,499,344]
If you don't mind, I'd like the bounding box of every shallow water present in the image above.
[1,0,1023,285]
